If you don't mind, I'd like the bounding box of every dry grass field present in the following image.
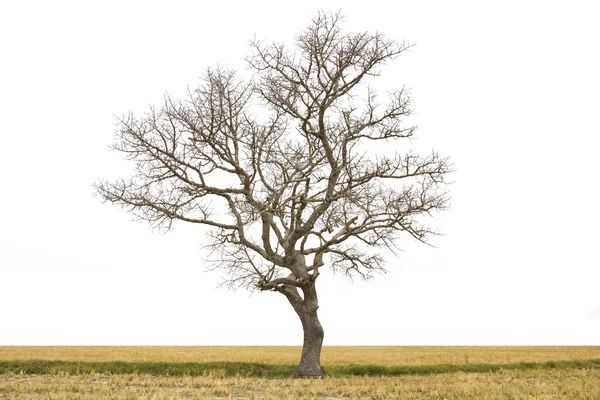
[2,346,599,366]
[1,347,599,399]
[1,369,599,399]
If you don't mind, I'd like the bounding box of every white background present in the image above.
[1,0,599,345]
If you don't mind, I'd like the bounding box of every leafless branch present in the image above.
[96,11,451,291]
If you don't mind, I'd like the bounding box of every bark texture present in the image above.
[292,291,324,378]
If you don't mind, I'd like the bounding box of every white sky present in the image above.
[1,0,599,346]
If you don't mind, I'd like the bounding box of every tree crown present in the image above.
[96,11,452,292]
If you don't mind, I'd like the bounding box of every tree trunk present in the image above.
[292,307,324,377]
[291,285,324,378]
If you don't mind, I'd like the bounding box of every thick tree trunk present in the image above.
[291,283,324,378]
[292,307,324,377]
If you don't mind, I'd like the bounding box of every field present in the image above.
[1,347,600,399]
[3,346,600,365]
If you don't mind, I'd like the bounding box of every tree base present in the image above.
[291,364,324,378]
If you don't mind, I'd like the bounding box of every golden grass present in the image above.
[1,346,599,366]
[2,347,599,398]
[1,369,599,399]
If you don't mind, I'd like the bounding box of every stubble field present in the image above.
[1,346,599,399]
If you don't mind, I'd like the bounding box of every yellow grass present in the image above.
[1,346,599,366]
[2,347,599,398]
[1,369,599,399]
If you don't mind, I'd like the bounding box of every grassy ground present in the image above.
[1,358,600,377]
[1,369,599,399]
[2,346,599,365]
[1,347,599,399]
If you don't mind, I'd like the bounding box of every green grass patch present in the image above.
[0,360,291,378]
[327,359,600,377]
[1,359,599,378]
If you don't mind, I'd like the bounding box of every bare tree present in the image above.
[96,11,451,377]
